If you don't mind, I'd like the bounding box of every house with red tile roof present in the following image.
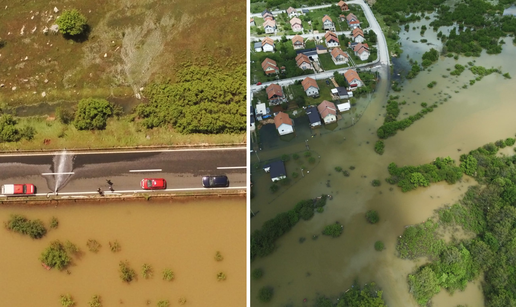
[274,111,294,135]
[290,17,303,32]
[324,31,340,48]
[331,48,349,65]
[263,19,277,34]
[353,43,370,60]
[291,35,305,50]
[295,53,313,70]
[261,37,275,52]
[352,28,365,43]
[301,77,319,97]
[337,1,350,11]
[287,7,298,18]
[261,58,279,75]
[322,15,335,31]
[266,84,286,105]
[344,69,363,88]
[318,100,337,124]
[346,13,361,29]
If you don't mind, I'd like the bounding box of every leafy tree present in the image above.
[40,240,72,270]
[56,9,88,36]
[252,268,264,280]
[60,294,76,307]
[460,154,477,176]
[374,140,385,155]
[337,281,386,306]
[322,224,343,237]
[258,286,274,303]
[162,268,174,281]
[0,114,21,142]
[366,210,380,224]
[119,261,136,283]
[73,98,113,130]
[88,295,102,307]
[6,214,47,239]
[410,172,429,187]
[408,267,441,306]
[375,241,385,251]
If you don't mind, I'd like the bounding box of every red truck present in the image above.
[1,184,36,196]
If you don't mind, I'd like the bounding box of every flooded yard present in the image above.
[0,197,245,307]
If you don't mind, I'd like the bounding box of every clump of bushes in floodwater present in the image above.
[5,214,47,239]
[322,223,343,238]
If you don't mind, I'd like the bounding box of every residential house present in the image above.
[301,77,320,97]
[292,35,305,50]
[317,100,337,124]
[295,53,313,70]
[262,9,274,19]
[274,111,294,135]
[263,160,287,182]
[254,41,263,52]
[306,106,322,127]
[353,43,370,60]
[331,86,351,99]
[261,58,279,75]
[287,7,298,18]
[262,37,275,52]
[331,48,349,65]
[352,28,365,43]
[324,31,340,48]
[338,0,350,11]
[263,19,277,34]
[346,13,361,29]
[266,84,286,105]
[322,15,336,32]
[337,101,351,112]
[300,49,319,61]
[250,18,256,26]
[316,44,328,54]
[290,17,303,32]
[344,69,363,88]
[255,103,269,119]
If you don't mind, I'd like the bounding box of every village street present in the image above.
[250,0,390,91]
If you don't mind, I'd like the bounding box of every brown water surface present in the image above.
[251,40,516,306]
[0,197,245,306]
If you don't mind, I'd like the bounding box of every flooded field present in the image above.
[251,30,516,306]
[0,197,245,307]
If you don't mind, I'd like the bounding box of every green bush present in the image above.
[292,153,300,160]
[372,180,381,187]
[56,9,88,36]
[335,166,342,172]
[374,241,385,251]
[366,210,379,224]
[73,98,113,130]
[281,154,290,162]
[258,287,274,302]
[60,294,76,307]
[270,184,279,193]
[162,268,174,281]
[322,224,343,237]
[6,214,47,239]
[374,140,385,155]
[505,138,516,146]
[0,114,22,142]
[40,240,72,270]
[252,268,264,280]
[142,263,153,279]
[119,261,136,283]
[50,216,59,229]
[88,295,101,307]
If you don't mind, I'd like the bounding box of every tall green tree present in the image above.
[73,98,113,130]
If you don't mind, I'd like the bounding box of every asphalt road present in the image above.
[0,147,246,196]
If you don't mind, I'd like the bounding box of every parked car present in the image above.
[1,184,35,196]
[256,82,262,85]
[202,175,229,188]
[140,178,167,190]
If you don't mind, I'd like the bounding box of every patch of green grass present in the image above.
[318,53,350,70]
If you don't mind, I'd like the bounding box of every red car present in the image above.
[1,184,35,195]
[256,82,262,85]
[140,178,167,190]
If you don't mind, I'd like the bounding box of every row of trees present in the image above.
[135,64,246,134]
[251,195,327,260]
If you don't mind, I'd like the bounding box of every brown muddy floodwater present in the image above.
[251,39,516,306]
[0,197,245,307]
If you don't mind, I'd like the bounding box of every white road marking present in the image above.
[129,169,162,173]
[217,166,247,170]
[0,147,246,157]
[31,186,246,196]
[41,172,75,175]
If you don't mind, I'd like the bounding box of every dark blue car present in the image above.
[202,175,230,188]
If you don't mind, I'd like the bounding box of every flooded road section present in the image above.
[251,33,516,306]
[0,197,245,307]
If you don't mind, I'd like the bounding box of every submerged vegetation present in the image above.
[395,138,516,305]
[5,214,47,239]
[322,223,344,238]
[40,240,72,270]
[251,195,328,261]
[315,281,386,306]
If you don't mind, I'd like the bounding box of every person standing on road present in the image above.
[106,179,113,186]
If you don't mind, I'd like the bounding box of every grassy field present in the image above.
[286,79,334,107]
[318,53,351,70]
[0,0,246,150]
[0,116,245,152]
[0,0,245,107]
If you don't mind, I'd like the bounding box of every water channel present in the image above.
[251,21,516,306]
[0,197,245,306]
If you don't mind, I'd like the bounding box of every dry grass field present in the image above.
[0,0,246,107]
